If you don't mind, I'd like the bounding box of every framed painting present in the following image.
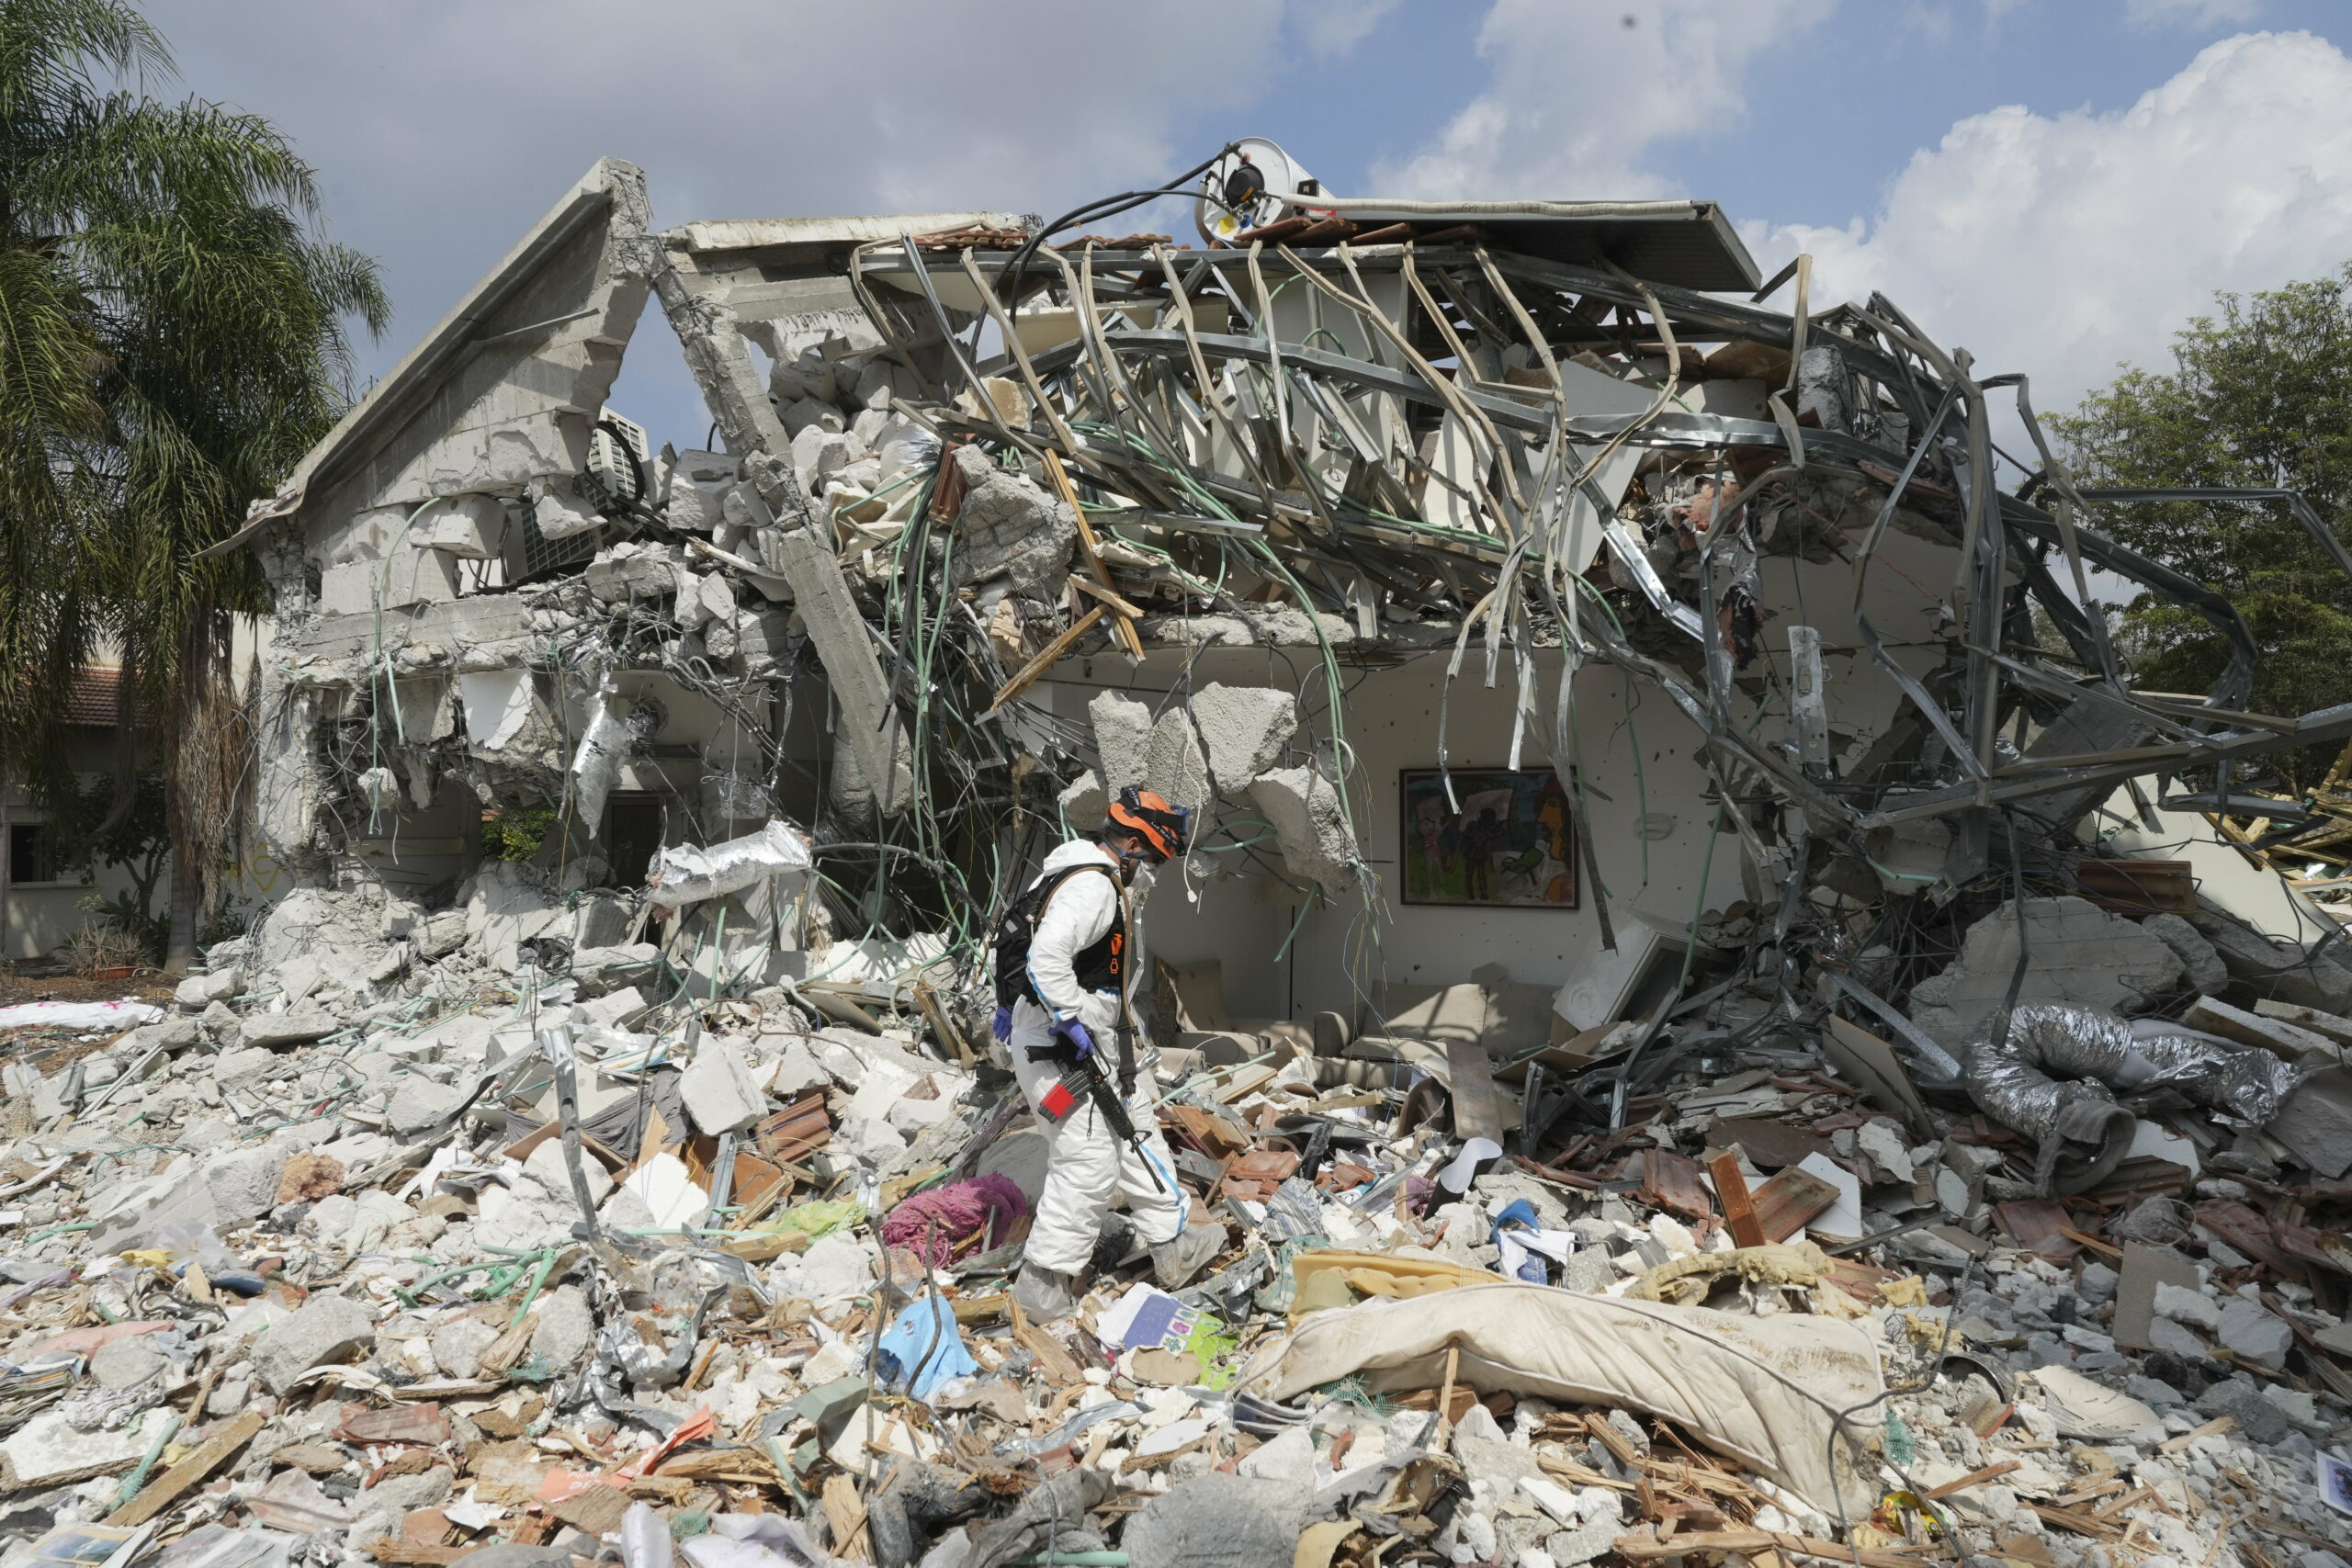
[1399,767,1577,908]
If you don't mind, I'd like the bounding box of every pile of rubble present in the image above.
[0,859,2350,1568]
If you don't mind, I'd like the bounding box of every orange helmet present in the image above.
[1104,785,1192,863]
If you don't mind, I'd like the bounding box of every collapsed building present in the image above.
[9,146,2352,1564]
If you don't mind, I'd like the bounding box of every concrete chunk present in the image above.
[242,1010,341,1047]
[2199,917,2352,1012]
[0,1407,164,1488]
[1144,708,1211,811]
[2152,1280,2221,1331]
[680,1039,767,1134]
[2217,1296,2293,1370]
[2184,994,2334,1060]
[1089,692,1152,792]
[1249,765,1359,901]
[205,1145,291,1222]
[174,967,244,1010]
[1189,682,1297,795]
[2266,1065,2352,1178]
[1057,768,1106,831]
[2143,913,2228,996]
[386,1077,466,1137]
[947,444,1074,604]
[529,1284,594,1371]
[431,1315,502,1380]
[2256,998,2352,1047]
[1906,897,2185,1053]
[254,1292,377,1394]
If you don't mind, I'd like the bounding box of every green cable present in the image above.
[110,1412,181,1509]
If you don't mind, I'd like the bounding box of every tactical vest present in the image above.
[992,862,1125,1010]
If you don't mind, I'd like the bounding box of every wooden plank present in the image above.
[1925,1461,2019,1499]
[105,1410,266,1527]
[1044,450,1146,660]
[1613,1528,1931,1568]
[914,981,974,1066]
[987,605,1105,715]
[1819,1016,1931,1131]
[1069,573,1148,620]
[822,1472,869,1562]
[2057,1225,2123,1264]
[1994,1200,2080,1259]
[1447,1041,1506,1145]
[357,1542,469,1566]
[1009,1298,1085,1386]
[2196,1197,2308,1282]
[1708,1152,1765,1249]
[1749,1168,1838,1243]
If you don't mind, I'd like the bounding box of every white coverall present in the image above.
[1008,838,1189,1278]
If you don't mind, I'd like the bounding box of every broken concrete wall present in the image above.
[289,157,653,612]
[1035,649,1743,1026]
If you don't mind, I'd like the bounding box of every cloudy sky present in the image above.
[136,0,2352,447]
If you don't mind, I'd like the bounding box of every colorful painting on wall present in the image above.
[1399,768,1577,908]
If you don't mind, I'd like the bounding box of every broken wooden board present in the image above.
[106,1410,266,1527]
[1708,1151,1765,1248]
[1820,1016,1931,1132]
[1446,1041,1506,1145]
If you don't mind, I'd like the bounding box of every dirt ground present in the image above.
[0,967,176,1010]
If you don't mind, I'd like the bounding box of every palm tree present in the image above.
[0,0,387,967]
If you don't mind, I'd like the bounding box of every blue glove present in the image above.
[1051,1017,1096,1059]
[991,1006,1012,1043]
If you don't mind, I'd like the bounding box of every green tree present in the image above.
[0,0,387,964]
[61,767,168,954]
[2052,266,2352,793]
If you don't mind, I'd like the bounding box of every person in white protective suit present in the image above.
[993,785,1225,1322]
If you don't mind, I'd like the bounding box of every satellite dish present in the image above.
[1195,138,1326,245]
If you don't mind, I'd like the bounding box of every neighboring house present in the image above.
[0,667,164,964]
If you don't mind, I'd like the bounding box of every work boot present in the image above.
[1013,1260,1079,1323]
[1149,1221,1227,1290]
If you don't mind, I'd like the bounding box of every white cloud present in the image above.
[1751,31,2352,419]
[1371,0,1837,198]
[1294,0,1398,58]
[2124,0,2261,30]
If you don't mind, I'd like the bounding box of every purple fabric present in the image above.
[881,1173,1031,1265]
[1403,1175,1437,1218]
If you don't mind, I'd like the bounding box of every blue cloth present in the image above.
[871,1294,978,1403]
[1489,1198,1548,1284]
[1489,1198,1540,1238]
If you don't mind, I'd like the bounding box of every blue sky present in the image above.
[137,0,2352,448]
